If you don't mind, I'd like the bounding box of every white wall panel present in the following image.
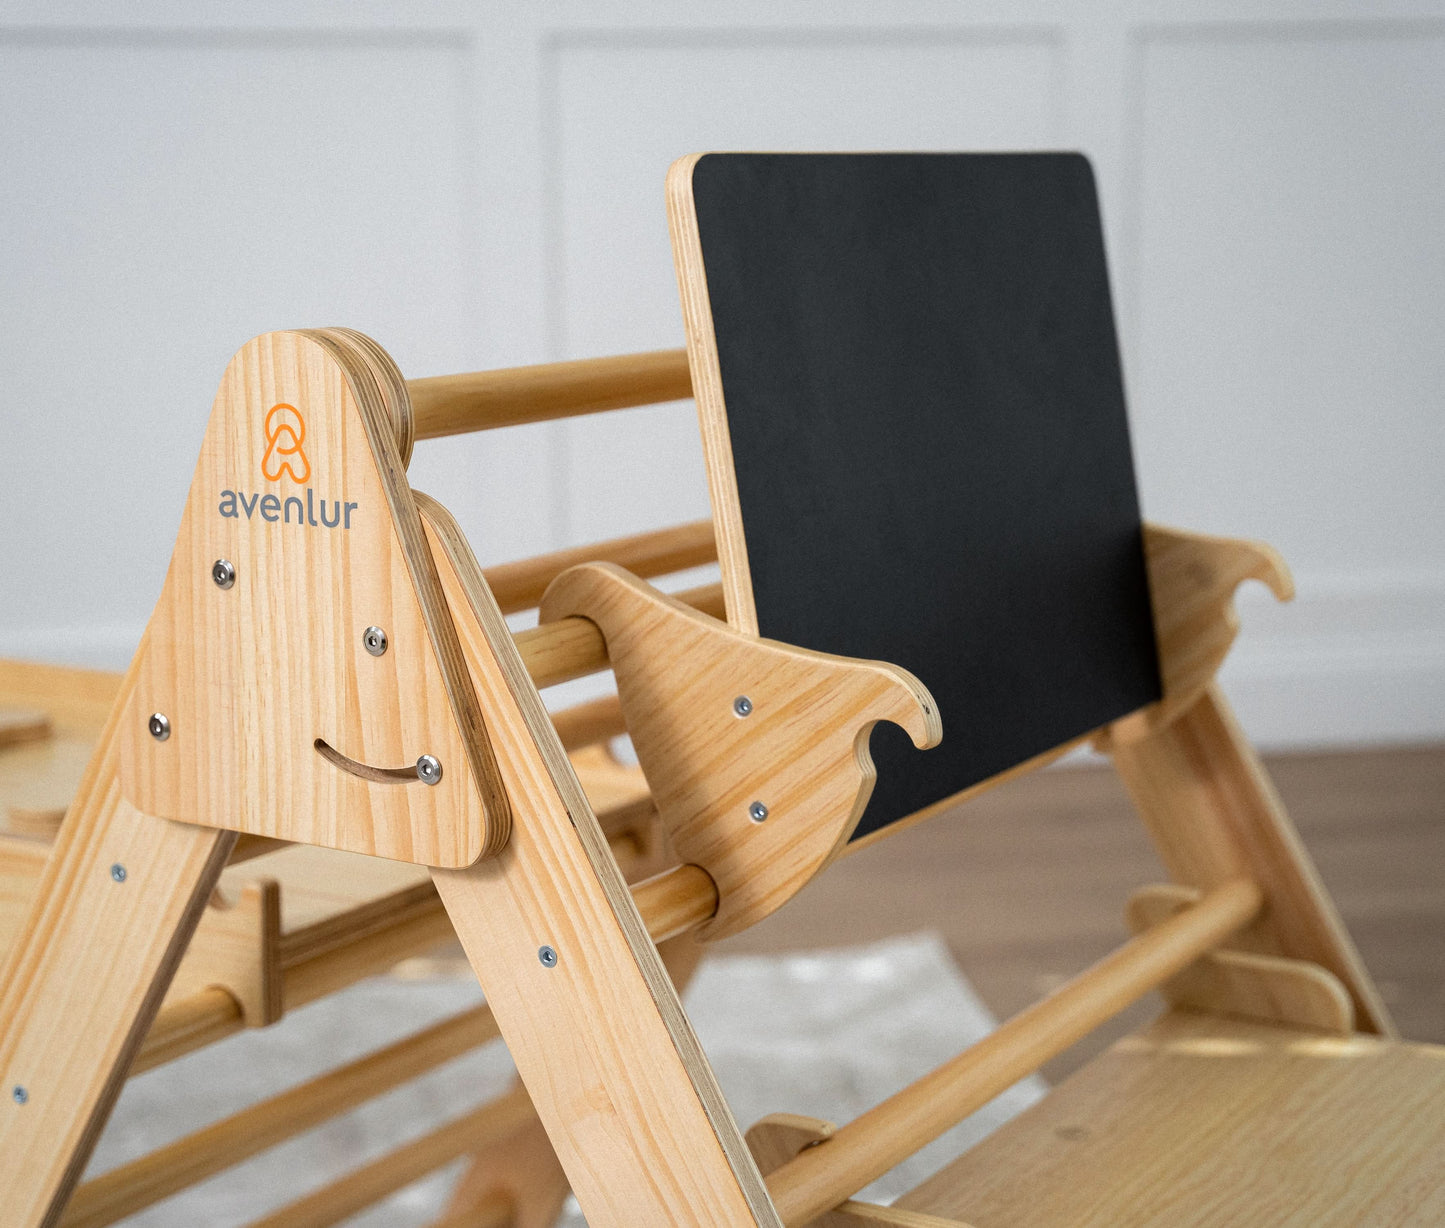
[548,32,1063,544]
[1,4,1440,746]
[1130,26,1445,742]
[0,30,551,663]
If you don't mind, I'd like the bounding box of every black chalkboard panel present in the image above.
[687,153,1161,840]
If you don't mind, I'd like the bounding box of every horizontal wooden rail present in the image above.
[517,580,723,689]
[428,1192,514,1228]
[550,693,627,752]
[133,862,717,1074]
[64,1006,501,1228]
[483,518,715,615]
[407,348,692,438]
[766,878,1264,1226]
[246,1087,535,1228]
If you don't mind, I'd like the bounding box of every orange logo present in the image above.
[262,403,310,484]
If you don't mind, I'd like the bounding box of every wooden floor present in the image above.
[719,743,1445,1083]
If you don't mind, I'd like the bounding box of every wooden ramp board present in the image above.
[896,1011,1445,1226]
[670,152,1162,839]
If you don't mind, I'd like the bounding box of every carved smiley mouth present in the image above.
[314,738,443,786]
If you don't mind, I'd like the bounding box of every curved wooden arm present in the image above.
[541,562,940,940]
[1101,523,1293,747]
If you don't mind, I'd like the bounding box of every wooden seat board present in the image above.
[899,1010,1445,1227]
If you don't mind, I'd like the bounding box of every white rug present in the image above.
[87,933,1044,1225]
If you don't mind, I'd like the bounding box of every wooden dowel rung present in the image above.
[483,518,715,615]
[244,1087,535,1228]
[131,860,715,1074]
[517,581,723,689]
[550,693,627,751]
[131,986,242,1075]
[64,1006,501,1228]
[426,1191,515,1228]
[407,348,692,438]
[631,863,719,943]
[766,878,1264,1226]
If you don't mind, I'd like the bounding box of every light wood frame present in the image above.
[0,323,1408,1227]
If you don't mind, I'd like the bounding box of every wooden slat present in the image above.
[421,494,778,1227]
[63,1006,501,1228]
[483,519,715,615]
[1111,685,1393,1035]
[407,348,692,438]
[0,652,236,1228]
[245,1088,536,1228]
[765,880,1264,1226]
[898,1011,1445,1227]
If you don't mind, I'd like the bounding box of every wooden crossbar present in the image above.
[64,1006,501,1228]
[765,878,1264,1226]
[517,580,723,689]
[486,519,715,615]
[407,349,692,438]
[133,861,716,1076]
[246,1087,536,1228]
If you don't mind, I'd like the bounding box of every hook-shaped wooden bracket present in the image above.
[1100,523,1293,748]
[541,562,939,939]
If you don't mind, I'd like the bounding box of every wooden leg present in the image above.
[1110,683,1393,1035]
[441,806,714,1228]
[0,658,234,1227]
[434,830,773,1228]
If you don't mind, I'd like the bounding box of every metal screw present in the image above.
[211,558,235,589]
[748,800,769,823]
[415,754,443,786]
[732,695,753,718]
[110,863,127,883]
[538,945,558,968]
[148,712,171,741]
[363,626,389,657]
[11,1086,27,1105]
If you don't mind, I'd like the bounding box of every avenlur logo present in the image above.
[215,401,358,529]
[261,403,310,483]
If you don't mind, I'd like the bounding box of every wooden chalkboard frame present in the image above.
[667,151,1164,840]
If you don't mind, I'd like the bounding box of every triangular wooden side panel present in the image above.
[119,331,506,866]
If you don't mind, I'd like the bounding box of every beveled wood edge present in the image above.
[300,330,511,860]
[667,153,761,635]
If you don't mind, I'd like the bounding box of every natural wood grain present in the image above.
[407,348,692,438]
[0,648,235,1228]
[1126,883,1355,1034]
[1112,685,1392,1034]
[166,878,281,1026]
[483,518,715,615]
[765,880,1262,1226]
[61,1005,500,1228]
[245,1088,536,1228]
[899,1011,1445,1227]
[543,562,938,939]
[0,660,121,733]
[1103,524,1292,746]
[117,330,506,866]
[419,493,779,1227]
[667,153,760,634]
